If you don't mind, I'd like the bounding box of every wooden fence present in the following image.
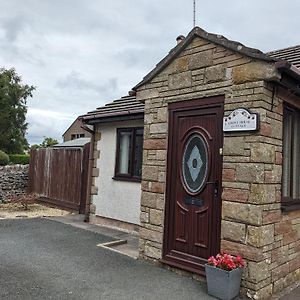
[28,145,90,213]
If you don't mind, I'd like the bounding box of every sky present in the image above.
[0,1,299,144]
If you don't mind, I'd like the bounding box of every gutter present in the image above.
[268,61,300,96]
[80,122,95,223]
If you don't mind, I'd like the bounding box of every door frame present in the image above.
[162,95,224,275]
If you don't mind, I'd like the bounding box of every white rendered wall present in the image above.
[93,120,143,225]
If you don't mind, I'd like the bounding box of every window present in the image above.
[114,127,143,181]
[282,104,300,211]
[71,133,85,140]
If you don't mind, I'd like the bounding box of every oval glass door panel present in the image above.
[182,133,208,193]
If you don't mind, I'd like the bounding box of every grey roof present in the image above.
[133,26,275,90]
[53,138,90,148]
[81,95,144,123]
[267,45,300,69]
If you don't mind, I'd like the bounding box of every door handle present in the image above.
[207,181,219,197]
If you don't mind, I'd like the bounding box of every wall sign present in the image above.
[223,108,259,132]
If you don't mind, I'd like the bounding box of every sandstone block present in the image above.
[142,165,158,181]
[232,62,278,84]
[150,209,164,226]
[272,262,290,281]
[236,163,264,183]
[272,246,288,265]
[157,107,168,122]
[260,122,272,137]
[140,211,149,223]
[144,244,162,259]
[188,50,213,69]
[222,168,235,182]
[222,188,249,203]
[141,191,163,209]
[136,89,159,101]
[93,150,100,159]
[270,120,282,139]
[249,184,276,204]
[168,71,192,89]
[222,201,262,225]
[221,220,246,243]
[252,284,273,300]
[139,227,163,243]
[92,167,99,177]
[144,113,155,124]
[247,260,270,283]
[265,166,282,184]
[172,56,189,73]
[250,144,275,163]
[205,65,226,83]
[247,224,274,247]
[156,150,166,161]
[150,123,167,134]
[223,137,245,156]
[89,204,96,214]
[144,139,166,150]
[289,256,300,272]
[262,210,282,225]
[275,152,282,165]
[90,186,98,195]
[221,240,263,261]
[158,171,166,183]
[150,182,165,194]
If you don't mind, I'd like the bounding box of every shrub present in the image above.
[0,150,10,166]
[5,193,37,210]
[8,154,30,165]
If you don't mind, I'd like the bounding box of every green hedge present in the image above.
[8,154,30,165]
[0,150,10,166]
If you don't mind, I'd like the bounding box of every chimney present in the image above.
[176,35,185,45]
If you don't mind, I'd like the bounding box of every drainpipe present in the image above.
[81,122,95,222]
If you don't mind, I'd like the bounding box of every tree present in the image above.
[0,68,35,154]
[40,137,59,148]
[31,137,59,149]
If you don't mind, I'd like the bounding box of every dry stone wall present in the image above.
[0,165,29,201]
[136,36,300,299]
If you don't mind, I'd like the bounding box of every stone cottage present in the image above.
[82,27,300,299]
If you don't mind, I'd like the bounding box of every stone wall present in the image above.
[221,87,300,299]
[0,165,29,201]
[136,35,300,299]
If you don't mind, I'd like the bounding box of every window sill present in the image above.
[112,176,141,183]
[281,203,300,212]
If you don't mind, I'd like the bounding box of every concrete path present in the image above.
[49,214,139,259]
[0,218,213,300]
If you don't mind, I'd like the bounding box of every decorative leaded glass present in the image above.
[182,133,208,193]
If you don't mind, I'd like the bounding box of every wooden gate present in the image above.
[28,144,90,213]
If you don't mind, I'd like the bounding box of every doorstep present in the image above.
[47,214,139,259]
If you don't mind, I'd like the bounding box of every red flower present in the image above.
[207,252,245,271]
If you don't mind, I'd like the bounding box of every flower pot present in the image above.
[205,264,243,300]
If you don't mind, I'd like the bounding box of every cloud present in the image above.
[56,71,117,95]
[0,0,299,145]
[26,108,75,144]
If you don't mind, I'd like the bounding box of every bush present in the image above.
[0,150,10,166]
[6,193,37,210]
[8,154,30,165]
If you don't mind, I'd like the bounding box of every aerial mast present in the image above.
[193,0,196,27]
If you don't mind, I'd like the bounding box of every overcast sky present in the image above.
[0,1,299,144]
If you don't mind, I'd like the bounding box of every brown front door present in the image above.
[163,96,224,275]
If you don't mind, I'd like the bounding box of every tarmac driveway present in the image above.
[0,218,211,300]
